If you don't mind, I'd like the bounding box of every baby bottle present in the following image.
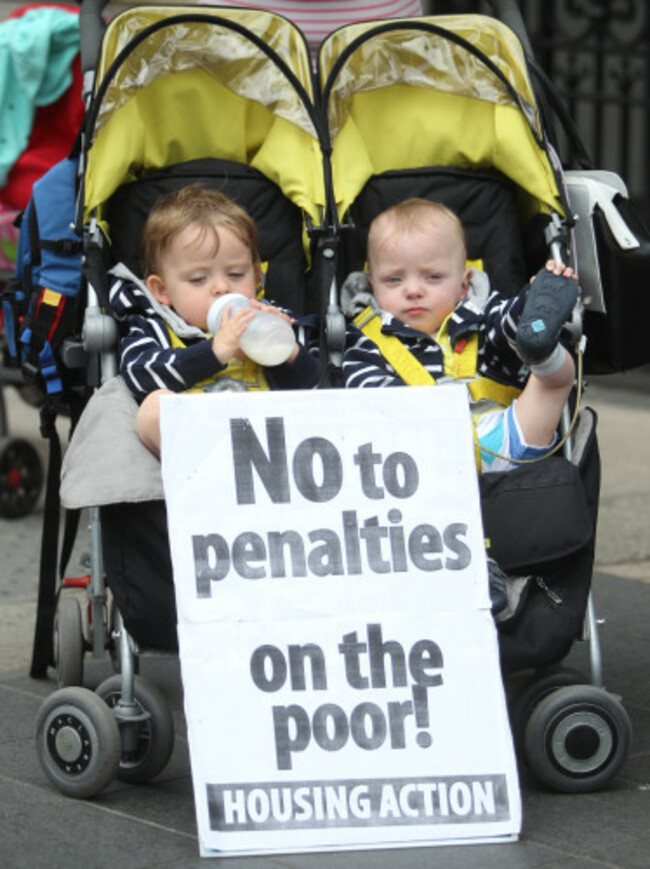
[207,293,295,366]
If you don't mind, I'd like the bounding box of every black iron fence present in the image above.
[520,0,650,224]
[430,0,649,223]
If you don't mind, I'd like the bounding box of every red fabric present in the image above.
[0,4,84,210]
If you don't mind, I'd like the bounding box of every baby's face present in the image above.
[368,222,469,339]
[147,223,259,330]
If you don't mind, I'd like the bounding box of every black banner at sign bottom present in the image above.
[208,774,510,831]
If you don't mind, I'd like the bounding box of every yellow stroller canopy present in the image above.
[319,15,564,223]
[83,7,325,226]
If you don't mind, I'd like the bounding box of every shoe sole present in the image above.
[516,269,578,365]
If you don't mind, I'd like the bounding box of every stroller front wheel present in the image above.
[524,684,632,793]
[96,674,174,784]
[35,687,121,798]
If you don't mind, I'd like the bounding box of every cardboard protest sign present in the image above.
[160,386,521,856]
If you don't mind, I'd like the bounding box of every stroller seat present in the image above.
[60,153,319,650]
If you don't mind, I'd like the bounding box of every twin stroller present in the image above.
[14,0,642,802]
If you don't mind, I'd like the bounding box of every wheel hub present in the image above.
[47,713,92,773]
[565,724,601,760]
[551,710,614,775]
[7,467,22,488]
[54,725,83,762]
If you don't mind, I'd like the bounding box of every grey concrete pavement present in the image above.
[0,374,649,867]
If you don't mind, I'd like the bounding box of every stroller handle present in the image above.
[80,0,110,77]
[486,0,535,60]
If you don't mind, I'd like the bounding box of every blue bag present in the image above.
[3,155,84,398]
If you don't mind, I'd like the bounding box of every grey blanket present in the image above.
[60,376,163,509]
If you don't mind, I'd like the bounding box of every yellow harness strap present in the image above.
[166,326,269,391]
[353,307,437,385]
[467,377,522,408]
[353,306,523,469]
[353,306,481,384]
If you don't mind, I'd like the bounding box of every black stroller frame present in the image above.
[28,0,634,801]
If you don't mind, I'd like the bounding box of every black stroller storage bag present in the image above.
[480,408,600,673]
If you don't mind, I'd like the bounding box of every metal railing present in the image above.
[520,0,650,223]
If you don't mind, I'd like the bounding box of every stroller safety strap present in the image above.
[353,306,523,468]
[353,306,522,409]
[353,305,483,382]
[353,306,440,386]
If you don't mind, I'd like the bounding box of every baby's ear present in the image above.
[146,274,170,306]
[460,268,471,299]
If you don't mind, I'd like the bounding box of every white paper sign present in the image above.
[160,386,521,856]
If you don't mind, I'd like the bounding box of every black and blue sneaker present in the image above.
[516,267,579,366]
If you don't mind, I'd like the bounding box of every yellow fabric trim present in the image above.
[166,326,269,391]
[41,289,63,306]
[435,315,479,380]
[330,86,561,224]
[85,71,323,231]
[468,377,521,407]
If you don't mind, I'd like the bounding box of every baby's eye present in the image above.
[188,274,207,285]
[229,271,245,280]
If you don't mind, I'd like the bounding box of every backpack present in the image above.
[3,154,85,401]
[1,153,89,678]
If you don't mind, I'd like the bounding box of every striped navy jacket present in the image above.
[109,266,320,401]
[342,282,530,391]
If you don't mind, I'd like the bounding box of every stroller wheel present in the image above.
[0,437,43,518]
[96,674,174,784]
[508,667,585,750]
[54,595,85,688]
[35,687,121,798]
[524,685,632,793]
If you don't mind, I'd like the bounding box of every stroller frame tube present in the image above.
[89,505,106,660]
[546,209,605,689]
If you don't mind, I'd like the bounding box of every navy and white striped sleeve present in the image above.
[342,325,406,388]
[120,315,225,400]
[480,290,527,364]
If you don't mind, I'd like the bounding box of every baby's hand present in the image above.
[542,260,578,281]
[211,304,255,365]
[249,298,294,325]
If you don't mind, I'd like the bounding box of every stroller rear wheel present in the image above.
[96,674,174,784]
[35,687,121,798]
[508,667,585,750]
[54,595,85,688]
[0,437,43,518]
[524,685,632,793]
